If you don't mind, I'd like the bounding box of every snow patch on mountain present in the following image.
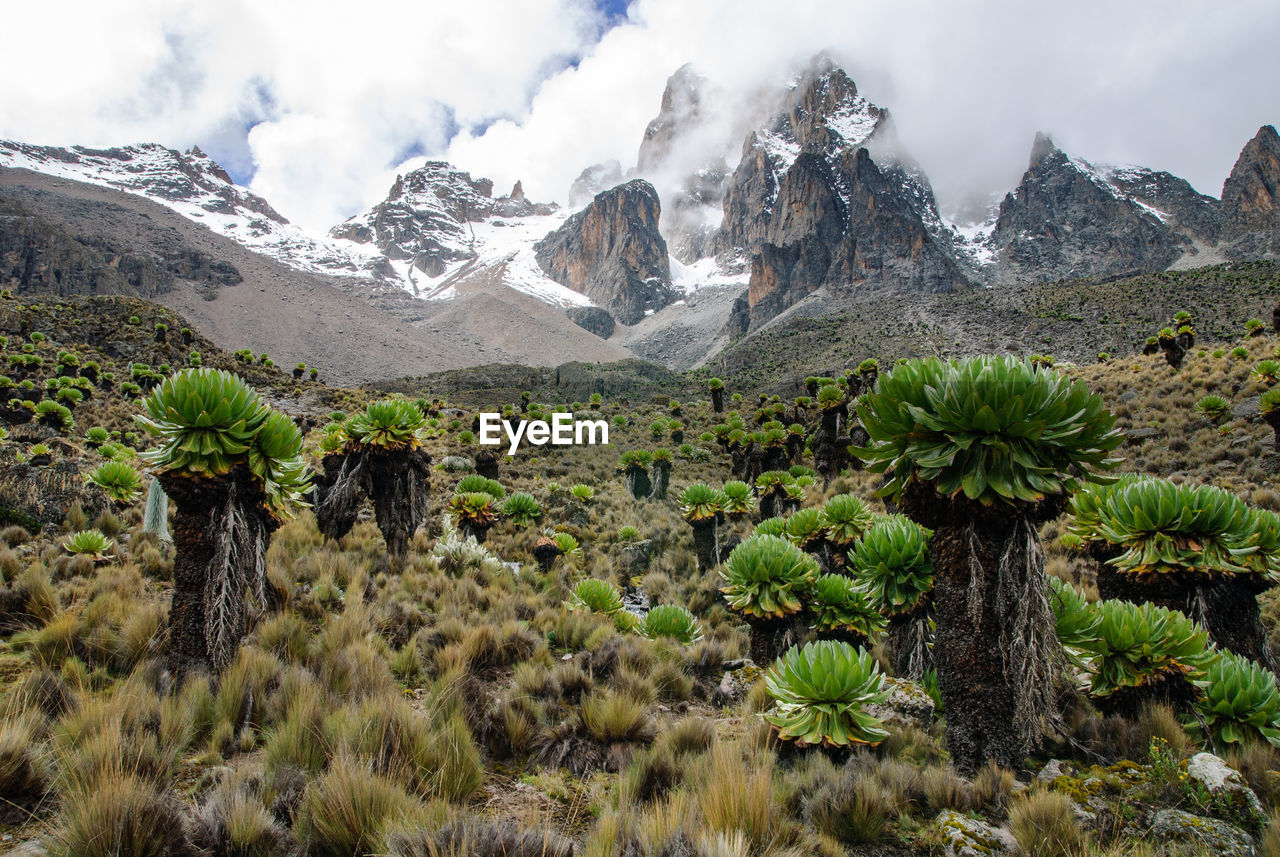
[670,255,750,296]
[404,209,596,309]
[1067,153,1173,224]
[825,96,882,149]
[0,140,396,282]
[947,218,998,267]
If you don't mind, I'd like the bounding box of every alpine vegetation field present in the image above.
[8,289,1280,857]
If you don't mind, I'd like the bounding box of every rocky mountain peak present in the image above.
[330,160,554,276]
[535,179,676,326]
[637,63,709,174]
[990,133,1198,284]
[1029,131,1059,166]
[714,55,889,261]
[0,139,392,279]
[783,55,885,156]
[710,54,966,333]
[1221,124,1280,254]
[0,141,289,226]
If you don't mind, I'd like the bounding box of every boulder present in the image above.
[617,539,653,579]
[933,809,1020,857]
[1149,808,1253,857]
[1185,752,1265,823]
[1231,395,1261,422]
[714,659,764,706]
[0,454,108,531]
[864,677,936,731]
[566,306,616,339]
[1123,427,1161,445]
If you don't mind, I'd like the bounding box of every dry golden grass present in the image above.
[8,295,1280,856]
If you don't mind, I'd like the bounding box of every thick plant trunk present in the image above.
[475,452,500,480]
[159,466,275,677]
[743,445,765,487]
[1093,673,1198,719]
[625,469,651,500]
[534,537,561,572]
[901,483,1063,775]
[1160,339,1185,369]
[366,448,432,558]
[711,389,723,413]
[459,519,493,544]
[314,453,368,543]
[749,617,800,667]
[690,518,719,571]
[649,462,670,500]
[813,411,847,489]
[888,609,934,681]
[806,537,835,575]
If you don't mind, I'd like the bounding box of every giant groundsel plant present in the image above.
[855,355,1122,773]
[136,368,312,674]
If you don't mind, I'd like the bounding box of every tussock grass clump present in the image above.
[45,771,193,857]
[1260,810,1280,857]
[190,766,293,857]
[618,743,684,806]
[1008,789,1088,857]
[804,769,892,844]
[7,667,79,720]
[580,689,655,744]
[329,697,483,802]
[385,816,575,857]
[693,743,787,850]
[920,764,978,813]
[294,753,421,857]
[0,712,52,818]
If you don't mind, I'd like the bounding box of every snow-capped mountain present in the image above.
[2,56,1277,376]
[0,141,392,280]
[989,133,1223,285]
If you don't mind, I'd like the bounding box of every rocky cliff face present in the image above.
[0,194,139,296]
[714,57,969,332]
[990,134,1201,284]
[1221,125,1280,256]
[331,162,556,276]
[0,190,241,299]
[535,180,676,325]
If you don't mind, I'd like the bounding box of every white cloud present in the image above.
[447,0,1280,215]
[0,0,601,230]
[0,0,1277,232]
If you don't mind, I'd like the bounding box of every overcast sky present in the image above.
[1,0,1276,232]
